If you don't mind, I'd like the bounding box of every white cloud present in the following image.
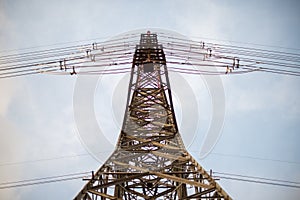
[0,79,20,116]
[0,111,26,200]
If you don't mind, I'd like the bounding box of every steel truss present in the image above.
[74,33,232,200]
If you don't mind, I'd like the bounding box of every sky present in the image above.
[0,0,300,199]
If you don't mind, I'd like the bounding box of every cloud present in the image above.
[0,80,19,116]
[0,78,30,199]
[0,2,18,50]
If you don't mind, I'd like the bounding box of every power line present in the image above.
[0,171,91,189]
[158,33,300,54]
[214,171,300,185]
[158,32,300,52]
[0,169,299,190]
[0,32,140,55]
[217,176,300,189]
[0,33,300,79]
[0,172,90,186]
[1,151,299,168]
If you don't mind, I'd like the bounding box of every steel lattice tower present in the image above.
[74,33,232,200]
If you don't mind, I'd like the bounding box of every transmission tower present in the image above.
[74,32,232,200]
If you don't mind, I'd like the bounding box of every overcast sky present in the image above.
[0,0,300,199]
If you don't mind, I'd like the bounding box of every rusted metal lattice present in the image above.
[74,33,232,200]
